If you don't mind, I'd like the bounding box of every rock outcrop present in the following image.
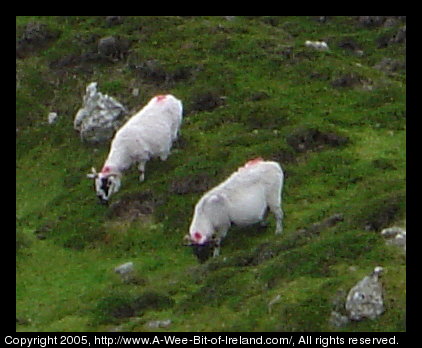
[74,82,128,143]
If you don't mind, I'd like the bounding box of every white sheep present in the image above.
[184,158,284,258]
[88,94,183,203]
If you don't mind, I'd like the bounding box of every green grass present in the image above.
[16,16,405,332]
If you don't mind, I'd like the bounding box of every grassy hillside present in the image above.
[16,16,406,332]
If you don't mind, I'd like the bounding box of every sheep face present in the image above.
[87,168,121,204]
[183,233,217,263]
[96,174,121,204]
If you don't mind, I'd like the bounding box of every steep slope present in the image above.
[16,16,405,332]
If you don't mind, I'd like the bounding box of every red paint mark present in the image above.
[102,166,111,174]
[244,157,264,167]
[155,95,167,102]
[193,232,202,242]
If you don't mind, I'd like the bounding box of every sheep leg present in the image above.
[212,227,228,257]
[212,235,222,257]
[268,200,283,235]
[267,182,283,235]
[159,151,169,161]
[212,243,221,258]
[172,128,180,141]
[272,206,283,235]
[138,161,146,182]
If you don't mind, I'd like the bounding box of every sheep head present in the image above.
[183,233,217,263]
[87,167,121,204]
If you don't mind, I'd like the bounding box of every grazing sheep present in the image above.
[88,94,183,204]
[185,158,284,259]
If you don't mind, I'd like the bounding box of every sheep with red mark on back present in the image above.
[184,158,284,260]
[87,94,183,204]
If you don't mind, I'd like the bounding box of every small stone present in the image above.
[132,88,140,97]
[145,319,172,329]
[381,226,406,253]
[381,226,405,238]
[305,40,329,51]
[268,294,281,314]
[114,262,134,275]
[48,112,58,124]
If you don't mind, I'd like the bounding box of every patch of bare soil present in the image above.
[107,191,157,222]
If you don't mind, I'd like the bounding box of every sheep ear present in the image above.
[87,167,98,179]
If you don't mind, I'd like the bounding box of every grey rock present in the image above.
[114,262,134,275]
[74,82,128,143]
[145,319,172,329]
[381,226,405,238]
[345,267,384,321]
[114,262,135,283]
[268,294,281,314]
[132,88,140,97]
[389,233,406,252]
[381,226,406,253]
[305,40,329,51]
[48,112,58,124]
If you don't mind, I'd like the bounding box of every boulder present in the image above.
[74,82,128,143]
[345,267,384,321]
